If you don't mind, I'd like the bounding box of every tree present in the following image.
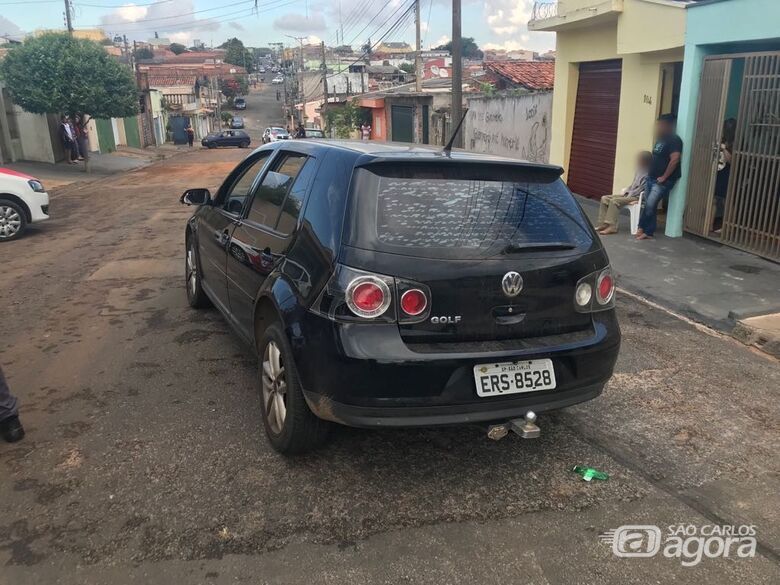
[434,37,483,60]
[220,37,255,73]
[169,43,187,55]
[399,62,415,74]
[219,77,248,100]
[0,33,138,120]
[135,47,154,60]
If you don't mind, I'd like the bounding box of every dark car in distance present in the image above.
[180,141,620,454]
[201,130,250,149]
[234,97,246,110]
[230,116,245,129]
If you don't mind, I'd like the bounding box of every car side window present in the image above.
[276,157,317,234]
[246,152,308,229]
[221,152,271,215]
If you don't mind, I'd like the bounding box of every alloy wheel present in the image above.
[186,246,198,297]
[262,340,287,434]
[0,205,21,239]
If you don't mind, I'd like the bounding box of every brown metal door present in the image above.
[722,52,780,260]
[567,60,622,199]
[684,58,731,236]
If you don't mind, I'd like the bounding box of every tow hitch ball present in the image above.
[487,411,540,440]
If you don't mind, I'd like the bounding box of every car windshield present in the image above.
[345,163,594,260]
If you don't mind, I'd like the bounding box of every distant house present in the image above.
[483,61,555,92]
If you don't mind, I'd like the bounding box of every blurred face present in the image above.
[656,119,674,137]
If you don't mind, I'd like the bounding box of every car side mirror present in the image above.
[180,188,211,206]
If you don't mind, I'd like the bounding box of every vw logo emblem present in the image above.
[501,271,523,297]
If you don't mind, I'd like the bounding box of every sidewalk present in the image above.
[2,144,186,189]
[579,197,780,355]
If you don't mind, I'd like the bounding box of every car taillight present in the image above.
[574,266,615,312]
[400,288,427,316]
[345,276,391,318]
[575,282,592,307]
[311,265,431,323]
[596,269,615,305]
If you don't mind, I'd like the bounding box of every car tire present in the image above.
[259,322,331,455]
[240,141,249,148]
[207,143,216,149]
[0,199,27,242]
[185,236,211,309]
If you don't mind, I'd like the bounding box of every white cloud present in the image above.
[99,0,222,44]
[228,21,245,32]
[431,35,450,49]
[273,12,327,33]
[482,0,533,36]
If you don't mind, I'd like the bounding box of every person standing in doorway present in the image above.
[360,123,371,140]
[185,125,195,147]
[713,117,736,233]
[0,365,24,443]
[637,114,683,240]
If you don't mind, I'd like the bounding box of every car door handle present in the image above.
[215,228,230,245]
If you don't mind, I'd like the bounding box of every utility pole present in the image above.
[415,0,422,93]
[320,41,329,114]
[451,0,463,148]
[63,0,73,35]
[285,35,307,125]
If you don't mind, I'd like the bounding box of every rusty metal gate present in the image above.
[722,52,780,260]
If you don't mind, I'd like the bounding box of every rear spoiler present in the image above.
[354,156,565,181]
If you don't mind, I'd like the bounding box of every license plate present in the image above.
[474,359,556,397]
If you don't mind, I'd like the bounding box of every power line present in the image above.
[78,0,255,28]
[85,0,302,36]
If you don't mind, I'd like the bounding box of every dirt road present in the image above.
[1,143,778,584]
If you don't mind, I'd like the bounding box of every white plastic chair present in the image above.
[628,192,643,235]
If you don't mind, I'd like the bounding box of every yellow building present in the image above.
[530,0,687,199]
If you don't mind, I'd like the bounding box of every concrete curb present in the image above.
[732,314,780,358]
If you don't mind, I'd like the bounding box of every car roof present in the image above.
[285,140,563,173]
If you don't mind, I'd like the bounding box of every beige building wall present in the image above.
[547,1,685,193]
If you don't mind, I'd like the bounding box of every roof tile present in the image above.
[484,61,555,90]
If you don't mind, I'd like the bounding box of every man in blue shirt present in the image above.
[637,114,683,240]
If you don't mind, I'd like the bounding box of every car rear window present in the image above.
[345,163,594,259]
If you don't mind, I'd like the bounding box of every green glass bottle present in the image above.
[572,465,609,481]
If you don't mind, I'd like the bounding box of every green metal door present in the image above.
[95,118,115,153]
[391,105,414,143]
[123,116,141,148]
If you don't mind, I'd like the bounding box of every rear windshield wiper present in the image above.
[502,242,576,253]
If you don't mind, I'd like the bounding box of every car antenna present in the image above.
[442,108,469,156]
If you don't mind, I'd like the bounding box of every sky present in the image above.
[1,0,555,53]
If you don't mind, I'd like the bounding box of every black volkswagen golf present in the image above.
[181,140,620,454]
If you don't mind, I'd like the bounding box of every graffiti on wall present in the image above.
[465,92,552,163]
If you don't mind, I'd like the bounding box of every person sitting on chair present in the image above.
[596,151,652,235]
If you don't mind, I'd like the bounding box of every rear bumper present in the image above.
[304,382,604,428]
[289,310,620,428]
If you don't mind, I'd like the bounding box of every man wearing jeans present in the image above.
[0,365,25,443]
[637,114,683,240]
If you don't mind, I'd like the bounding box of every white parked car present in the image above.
[262,127,291,143]
[271,76,284,84]
[0,168,50,241]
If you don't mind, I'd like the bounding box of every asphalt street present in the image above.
[1,84,778,584]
